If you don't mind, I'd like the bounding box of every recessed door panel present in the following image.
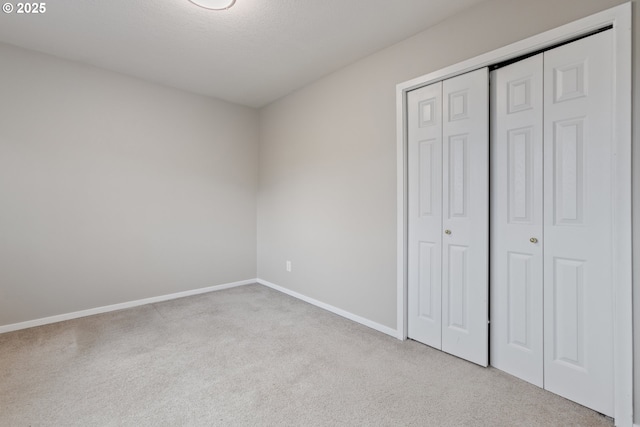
[490,54,544,387]
[447,244,468,332]
[418,242,436,321]
[508,77,534,113]
[507,252,533,350]
[419,139,436,217]
[552,257,586,370]
[448,90,469,121]
[419,98,438,127]
[448,134,468,218]
[442,68,489,367]
[553,118,585,225]
[508,127,535,224]
[554,61,588,103]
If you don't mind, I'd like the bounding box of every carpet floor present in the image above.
[0,284,613,426]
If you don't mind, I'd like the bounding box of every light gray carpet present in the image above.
[0,284,612,426]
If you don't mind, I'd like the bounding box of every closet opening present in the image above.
[396,4,631,425]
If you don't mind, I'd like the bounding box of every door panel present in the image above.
[417,242,436,321]
[553,118,585,225]
[448,135,468,217]
[490,54,544,387]
[506,252,534,349]
[552,257,586,369]
[543,30,614,417]
[407,82,443,348]
[442,68,489,367]
[447,244,469,331]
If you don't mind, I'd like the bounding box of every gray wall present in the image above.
[0,43,259,326]
[257,0,638,418]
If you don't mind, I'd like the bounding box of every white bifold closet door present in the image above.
[490,53,544,387]
[408,68,489,367]
[408,81,443,348]
[490,30,614,416]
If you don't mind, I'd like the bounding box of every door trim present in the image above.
[395,3,632,425]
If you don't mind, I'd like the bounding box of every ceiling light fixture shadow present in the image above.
[188,0,236,10]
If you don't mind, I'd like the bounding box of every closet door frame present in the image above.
[396,4,632,426]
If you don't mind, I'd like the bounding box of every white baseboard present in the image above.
[0,279,256,334]
[257,278,398,338]
[2,278,399,339]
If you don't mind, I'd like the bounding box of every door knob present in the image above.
[530,237,538,243]
[445,230,452,235]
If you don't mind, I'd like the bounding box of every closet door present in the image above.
[543,30,614,416]
[441,69,489,367]
[407,68,489,367]
[408,82,443,349]
[490,54,544,386]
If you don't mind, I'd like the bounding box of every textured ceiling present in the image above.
[0,0,487,107]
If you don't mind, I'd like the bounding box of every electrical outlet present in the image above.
[286,260,292,272]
